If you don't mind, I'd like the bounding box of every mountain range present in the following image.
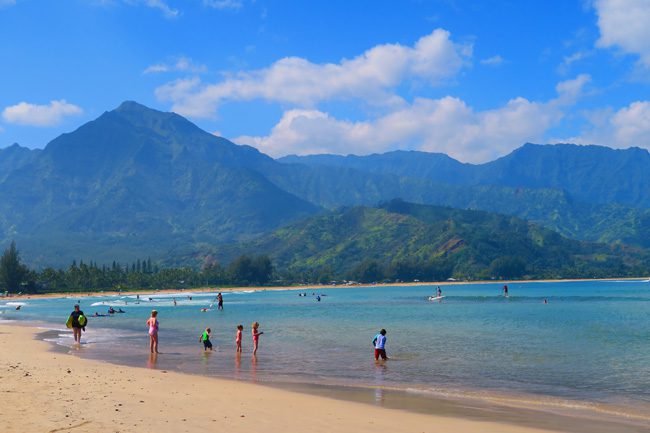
[1,101,650,272]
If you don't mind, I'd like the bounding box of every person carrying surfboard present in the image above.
[67,304,87,343]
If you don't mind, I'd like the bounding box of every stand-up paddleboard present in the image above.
[428,295,445,301]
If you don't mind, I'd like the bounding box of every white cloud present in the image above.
[554,73,591,104]
[142,0,178,18]
[480,55,504,66]
[156,29,472,118]
[144,56,207,74]
[565,101,650,149]
[203,0,242,10]
[594,0,650,65]
[236,99,564,164]
[2,100,83,127]
[234,75,591,163]
[114,0,179,18]
[557,50,592,75]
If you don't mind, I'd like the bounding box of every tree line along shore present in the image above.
[1,240,648,295]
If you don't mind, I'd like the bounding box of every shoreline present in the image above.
[2,323,648,433]
[5,276,648,300]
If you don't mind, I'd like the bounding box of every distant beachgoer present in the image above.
[543,298,548,304]
[188,296,192,300]
[173,298,177,306]
[217,292,223,310]
[68,304,87,343]
[437,286,442,297]
[200,308,208,312]
[136,294,140,300]
[15,305,21,310]
[236,324,243,353]
[199,327,213,351]
[316,295,321,302]
[252,322,264,356]
[372,329,388,361]
[503,285,509,297]
[147,310,159,354]
[108,307,115,314]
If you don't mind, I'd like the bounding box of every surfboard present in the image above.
[428,295,445,301]
[65,315,73,329]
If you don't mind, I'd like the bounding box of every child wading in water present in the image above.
[146,310,159,354]
[199,327,213,351]
[236,324,243,353]
[252,322,264,355]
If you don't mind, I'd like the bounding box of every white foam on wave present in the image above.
[5,302,27,306]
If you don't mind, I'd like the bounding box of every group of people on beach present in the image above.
[194,321,263,355]
[141,308,264,356]
[68,301,388,361]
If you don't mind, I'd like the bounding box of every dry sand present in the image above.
[0,323,577,433]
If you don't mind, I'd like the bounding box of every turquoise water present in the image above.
[2,280,650,413]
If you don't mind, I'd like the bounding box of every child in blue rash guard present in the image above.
[372,329,388,360]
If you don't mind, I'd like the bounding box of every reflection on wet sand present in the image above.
[251,354,257,381]
[147,352,157,369]
[373,362,387,404]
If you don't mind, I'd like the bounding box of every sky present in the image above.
[1,0,650,163]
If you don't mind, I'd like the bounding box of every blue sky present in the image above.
[1,0,649,162]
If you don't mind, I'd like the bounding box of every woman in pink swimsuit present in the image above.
[146,310,159,354]
[251,322,263,356]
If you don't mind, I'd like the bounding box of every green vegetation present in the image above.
[3,201,649,293]
[1,249,275,294]
[212,200,650,283]
[2,101,650,270]
[0,241,29,292]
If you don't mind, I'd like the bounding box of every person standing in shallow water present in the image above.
[217,292,223,310]
[373,329,388,361]
[147,310,159,354]
[251,322,263,356]
[68,304,86,343]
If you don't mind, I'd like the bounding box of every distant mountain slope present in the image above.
[0,143,39,182]
[0,102,318,266]
[280,144,650,208]
[476,143,650,207]
[280,150,470,185]
[215,200,648,281]
[278,145,650,247]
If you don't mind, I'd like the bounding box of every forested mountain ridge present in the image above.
[0,102,319,266]
[279,143,650,208]
[207,200,649,282]
[2,101,650,269]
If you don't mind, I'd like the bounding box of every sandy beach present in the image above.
[1,322,629,433]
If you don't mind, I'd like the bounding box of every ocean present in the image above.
[2,280,650,421]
